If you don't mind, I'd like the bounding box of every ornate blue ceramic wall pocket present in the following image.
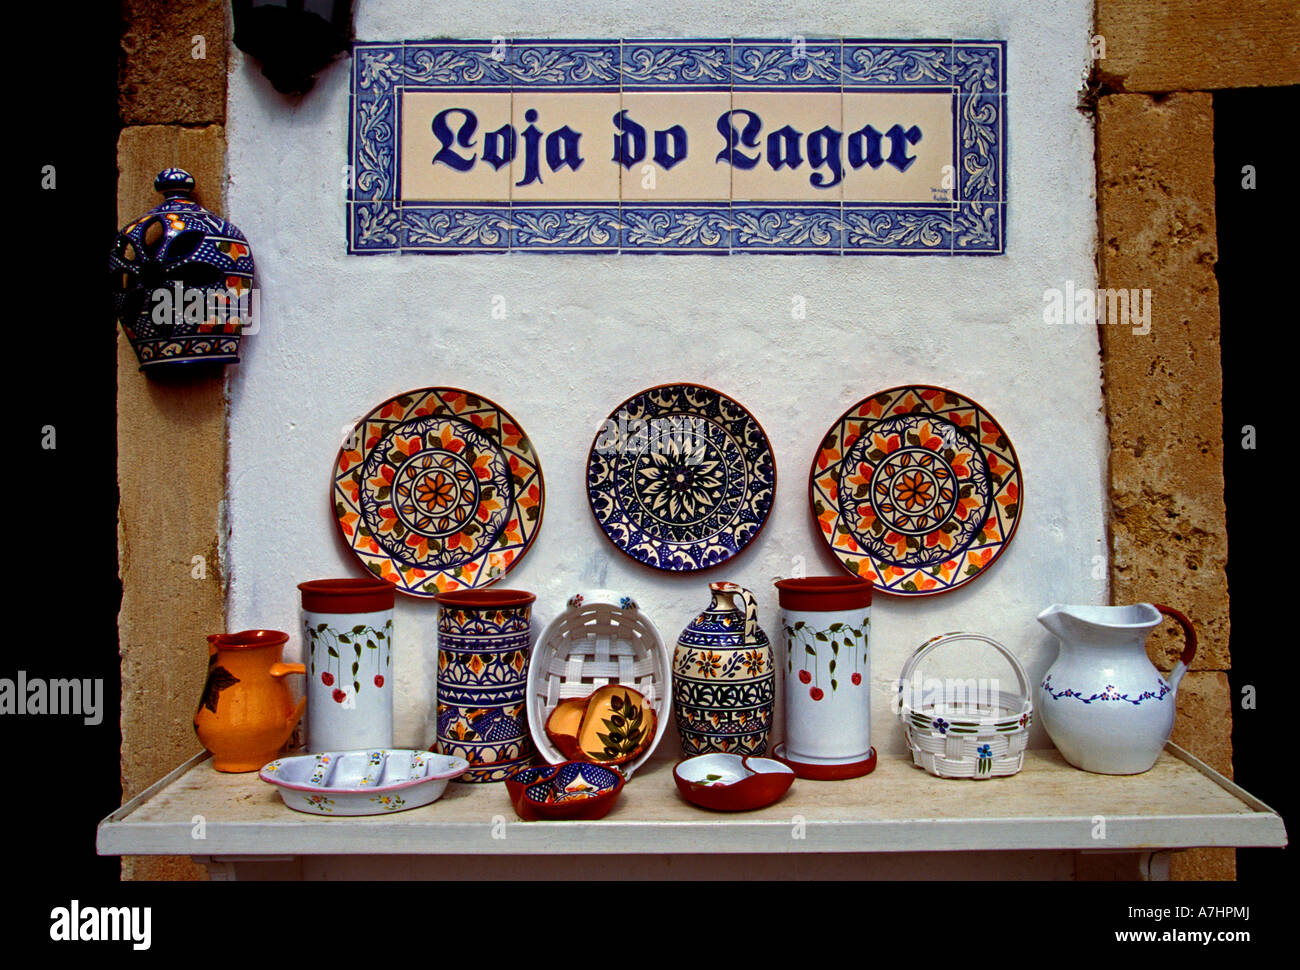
[586,383,775,571]
[348,38,1005,254]
[111,168,256,372]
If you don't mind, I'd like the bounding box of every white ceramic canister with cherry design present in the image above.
[773,577,875,779]
[298,578,397,752]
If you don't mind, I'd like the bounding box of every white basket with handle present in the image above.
[527,590,669,779]
[896,632,1032,780]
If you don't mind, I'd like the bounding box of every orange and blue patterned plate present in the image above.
[332,387,544,597]
[810,385,1022,596]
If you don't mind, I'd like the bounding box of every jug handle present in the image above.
[710,581,758,642]
[1153,604,1196,689]
[270,663,308,731]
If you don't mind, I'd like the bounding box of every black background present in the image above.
[5,4,1290,951]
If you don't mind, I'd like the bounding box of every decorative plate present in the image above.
[586,383,775,571]
[809,385,1022,596]
[333,387,544,597]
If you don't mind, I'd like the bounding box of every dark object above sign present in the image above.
[233,0,353,96]
[348,38,1006,255]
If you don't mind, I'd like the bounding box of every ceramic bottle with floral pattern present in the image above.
[673,582,774,756]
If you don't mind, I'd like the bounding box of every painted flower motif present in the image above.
[741,650,767,676]
[932,717,949,734]
[414,469,459,512]
[568,594,585,608]
[446,720,477,741]
[694,651,722,678]
[634,437,724,523]
[619,596,637,610]
[976,744,993,758]
[816,445,841,471]
[894,470,935,511]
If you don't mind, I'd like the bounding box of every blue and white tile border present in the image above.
[348,38,1006,255]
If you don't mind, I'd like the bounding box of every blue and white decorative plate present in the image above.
[586,383,776,571]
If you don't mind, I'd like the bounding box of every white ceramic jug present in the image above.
[1036,603,1196,775]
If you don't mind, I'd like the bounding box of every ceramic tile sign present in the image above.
[348,39,1005,255]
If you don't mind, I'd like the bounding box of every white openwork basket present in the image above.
[527,590,670,779]
[896,632,1032,780]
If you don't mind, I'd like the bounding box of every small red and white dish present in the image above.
[673,753,794,811]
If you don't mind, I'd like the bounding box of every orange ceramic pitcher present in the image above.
[194,630,306,772]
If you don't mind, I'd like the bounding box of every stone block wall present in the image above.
[117,0,228,883]
[1093,0,1298,878]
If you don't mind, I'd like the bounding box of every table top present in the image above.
[97,744,1286,857]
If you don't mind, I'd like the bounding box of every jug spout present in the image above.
[1037,603,1162,648]
[1035,604,1070,641]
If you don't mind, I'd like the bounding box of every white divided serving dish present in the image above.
[259,749,468,815]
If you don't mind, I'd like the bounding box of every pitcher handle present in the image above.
[1153,604,1196,689]
[710,581,758,642]
[270,662,307,732]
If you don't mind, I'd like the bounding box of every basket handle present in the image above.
[897,632,1031,716]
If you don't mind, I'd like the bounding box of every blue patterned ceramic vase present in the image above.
[110,168,256,371]
[433,589,535,782]
[673,582,774,756]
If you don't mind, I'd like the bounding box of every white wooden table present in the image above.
[98,744,1286,880]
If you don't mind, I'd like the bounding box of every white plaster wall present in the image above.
[226,1,1102,766]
